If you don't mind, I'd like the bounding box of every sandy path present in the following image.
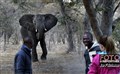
[0,49,85,74]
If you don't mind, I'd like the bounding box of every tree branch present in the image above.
[58,0,66,16]
[83,0,103,41]
[114,0,119,4]
[114,1,120,14]
[96,0,104,8]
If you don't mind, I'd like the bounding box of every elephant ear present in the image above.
[44,14,58,32]
[19,14,35,31]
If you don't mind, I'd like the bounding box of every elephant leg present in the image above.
[40,35,47,60]
[32,38,39,62]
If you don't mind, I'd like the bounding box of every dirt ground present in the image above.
[0,44,85,74]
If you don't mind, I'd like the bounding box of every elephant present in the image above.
[19,14,58,62]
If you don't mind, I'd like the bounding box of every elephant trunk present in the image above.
[36,32,39,40]
[36,30,44,40]
[34,15,44,39]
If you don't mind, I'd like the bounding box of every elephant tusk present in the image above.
[36,29,38,33]
[45,28,47,31]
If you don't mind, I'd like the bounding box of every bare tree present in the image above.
[83,12,91,32]
[100,0,114,35]
[0,2,15,51]
[58,0,75,52]
[83,0,102,40]
[83,0,120,41]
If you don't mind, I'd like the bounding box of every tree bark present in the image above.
[83,12,91,32]
[114,1,120,13]
[83,0,102,41]
[101,0,114,36]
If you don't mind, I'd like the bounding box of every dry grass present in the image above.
[0,44,85,74]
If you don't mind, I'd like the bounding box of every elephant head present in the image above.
[33,14,58,39]
[19,14,58,39]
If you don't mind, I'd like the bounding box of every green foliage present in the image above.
[12,0,26,4]
[64,1,76,8]
[95,7,105,11]
[112,21,120,42]
[95,5,106,12]
[13,0,18,3]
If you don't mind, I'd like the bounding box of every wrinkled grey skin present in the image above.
[19,14,58,62]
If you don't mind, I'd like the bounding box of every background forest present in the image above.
[0,0,120,52]
[0,0,120,74]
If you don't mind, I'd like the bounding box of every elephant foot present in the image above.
[32,54,39,62]
[41,55,47,60]
[32,58,39,62]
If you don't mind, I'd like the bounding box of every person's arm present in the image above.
[14,54,25,74]
[88,55,100,74]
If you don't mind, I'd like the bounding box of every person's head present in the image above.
[83,31,93,47]
[23,37,33,49]
[99,36,117,54]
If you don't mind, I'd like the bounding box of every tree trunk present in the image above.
[100,0,114,36]
[83,0,103,41]
[3,32,6,51]
[83,12,91,32]
[83,0,115,40]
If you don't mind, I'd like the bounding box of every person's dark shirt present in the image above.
[14,44,32,74]
[84,43,101,74]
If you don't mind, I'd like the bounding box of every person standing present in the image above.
[83,32,101,74]
[88,36,120,74]
[14,37,33,74]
